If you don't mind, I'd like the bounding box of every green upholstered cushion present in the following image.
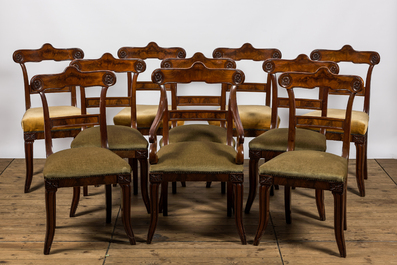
[71,125,148,150]
[249,128,326,152]
[259,150,347,183]
[21,106,81,132]
[160,124,231,146]
[113,105,183,128]
[43,147,131,179]
[303,109,369,135]
[208,105,279,131]
[150,141,243,174]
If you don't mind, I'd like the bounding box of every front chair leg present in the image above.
[233,182,246,244]
[245,157,259,214]
[284,186,291,224]
[315,189,326,221]
[129,158,138,195]
[333,189,346,257]
[147,181,160,244]
[44,183,57,255]
[24,138,34,193]
[253,181,271,246]
[139,158,150,213]
[119,181,135,245]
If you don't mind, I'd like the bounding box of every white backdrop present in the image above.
[0,0,396,159]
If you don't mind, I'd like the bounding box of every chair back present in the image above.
[149,62,245,164]
[30,66,116,156]
[70,53,146,129]
[279,67,364,158]
[310,45,380,114]
[263,54,340,130]
[13,43,84,110]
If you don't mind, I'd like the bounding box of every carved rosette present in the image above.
[233,71,244,85]
[103,73,116,86]
[24,132,36,141]
[351,77,363,92]
[272,51,281,59]
[370,53,380,65]
[213,50,222,59]
[136,149,148,158]
[280,74,291,87]
[118,49,127,59]
[329,64,339,74]
[177,50,186,58]
[150,174,163,183]
[13,52,24,63]
[226,61,235,69]
[263,61,275,73]
[311,51,321,61]
[163,61,172,68]
[45,180,59,191]
[152,70,164,84]
[259,176,273,186]
[135,61,146,73]
[73,49,84,59]
[329,182,344,193]
[31,78,43,92]
[229,174,243,183]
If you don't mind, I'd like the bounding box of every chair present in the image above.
[146,62,246,244]
[13,43,84,193]
[212,43,282,137]
[253,67,364,257]
[309,45,380,197]
[115,42,186,135]
[30,66,135,254]
[160,52,236,195]
[69,53,150,213]
[245,54,340,214]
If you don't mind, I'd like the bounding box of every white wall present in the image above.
[1,0,396,159]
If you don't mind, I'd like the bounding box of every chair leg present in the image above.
[119,181,136,245]
[221,182,226,194]
[147,181,160,244]
[315,189,326,221]
[253,183,271,246]
[83,186,88,196]
[181,181,186,187]
[364,134,368,180]
[24,138,34,193]
[129,158,138,195]
[139,158,150,213]
[355,141,366,197]
[284,186,291,224]
[105,185,112,224]
[332,190,346,257]
[161,182,168,216]
[245,157,259,214]
[172,182,177,194]
[206,181,212,188]
[70,186,80,217]
[44,184,57,255]
[233,182,246,245]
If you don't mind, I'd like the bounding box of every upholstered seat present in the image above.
[250,128,326,152]
[71,125,148,151]
[44,147,131,179]
[259,150,347,183]
[21,106,82,132]
[303,109,369,135]
[151,141,243,174]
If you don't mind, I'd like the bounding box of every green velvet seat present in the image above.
[71,125,148,151]
[44,147,131,179]
[150,141,243,174]
[259,150,347,183]
[250,128,326,152]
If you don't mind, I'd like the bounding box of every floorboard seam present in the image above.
[0,159,14,175]
[103,206,121,265]
[270,212,285,265]
[375,159,397,186]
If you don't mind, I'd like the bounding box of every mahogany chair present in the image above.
[13,43,84,193]
[309,45,380,197]
[69,53,150,213]
[253,67,364,257]
[31,66,135,254]
[115,42,186,135]
[245,54,340,214]
[146,62,246,245]
[211,43,282,137]
[160,52,236,195]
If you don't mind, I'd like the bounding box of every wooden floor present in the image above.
[1,158,397,264]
